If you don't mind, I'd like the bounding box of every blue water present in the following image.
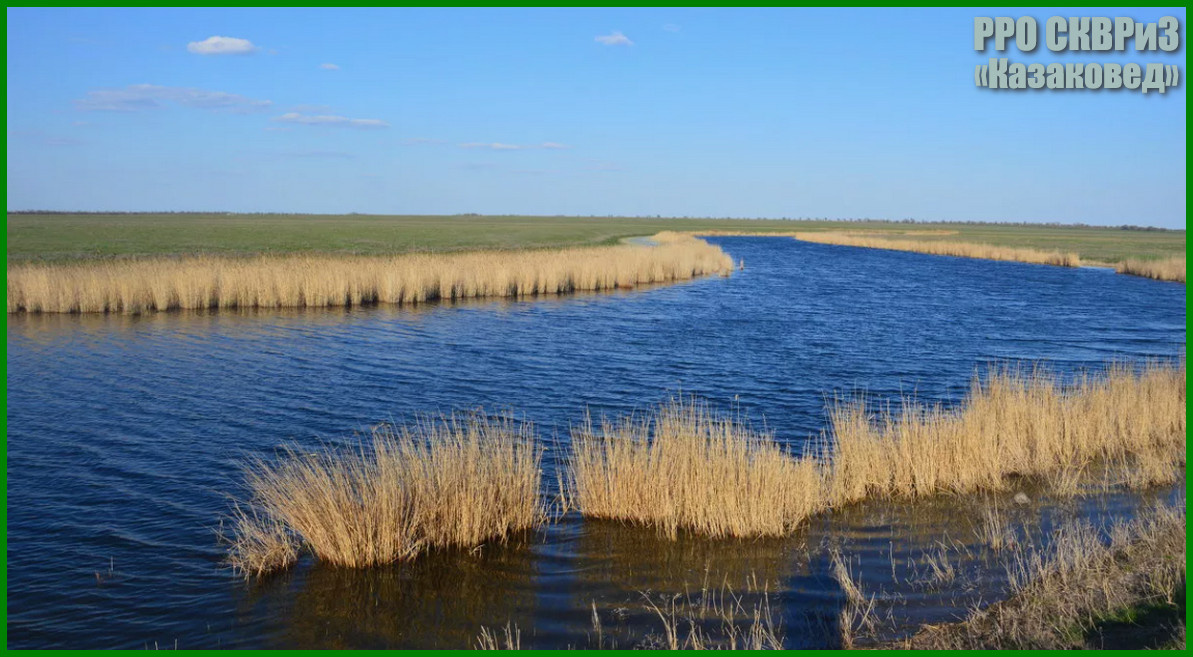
[6,237,1186,648]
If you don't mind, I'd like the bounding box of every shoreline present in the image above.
[6,232,733,314]
[689,230,1186,283]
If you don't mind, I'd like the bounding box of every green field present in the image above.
[6,213,1185,264]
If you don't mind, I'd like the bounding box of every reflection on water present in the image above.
[6,237,1186,648]
[225,484,1181,649]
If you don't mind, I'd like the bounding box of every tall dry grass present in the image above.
[792,232,1082,267]
[567,399,824,539]
[827,361,1185,504]
[565,361,1184,539]
[7,232,733,314]
[226,412,544,575]
[1115,256,1186,283]
[903,504,1186,649]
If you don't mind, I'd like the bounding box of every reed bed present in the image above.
[1115,256,1186,283]
[226,413,544,575]
[227,360,1183,572]
[565,361,1184,539]
[6,232,733,314]
[827,360,1185,504]
[567,399,824,539]
[792,232,1082,267]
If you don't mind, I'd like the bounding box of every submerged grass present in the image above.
[226,412,544,575]
[900,504,1186,649]
[477,579,784,650]
[791,231,1082,267]
[7,232,732,314]
[1115,255,1186,283]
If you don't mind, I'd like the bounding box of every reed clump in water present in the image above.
[566,361,1184,539]
[791,232,1082,267]
[567,399,824,539]
[226,413,544,575]
[6,232,733,314]
[827,361,1186,504]
[1115,256,1186,283]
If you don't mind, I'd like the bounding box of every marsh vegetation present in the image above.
[7,232,732,313]
[1115,255,1187,283]
[790,231,1082,267]
[229,360,1184,578]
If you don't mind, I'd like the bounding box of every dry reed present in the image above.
[566,361,1184,540]
[475,623,522,650]
[903,504,1186,649]
[7,232,733,314]
[640,587,784,650]
[227,412,544,575]
[476,580,783,650]
[792,232,1082,267]
[1115,256,1186,283]
[827,360,1185,504]
[567,399,824,539]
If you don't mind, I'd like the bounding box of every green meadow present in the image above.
[7,212,1184,264]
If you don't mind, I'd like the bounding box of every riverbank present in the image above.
[1115,255,1187,283]
[790,231,1081,267]
[893,504,1185,649]
[6,232,733,314]
[8,213,1182,264]
[688,229,1186,283]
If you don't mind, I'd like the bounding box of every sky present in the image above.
[5,7,1187,227]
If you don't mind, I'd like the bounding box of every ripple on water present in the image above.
[6,237,1186,648]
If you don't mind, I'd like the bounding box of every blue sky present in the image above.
[5,7,1186,227]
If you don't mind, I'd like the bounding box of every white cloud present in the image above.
[187,35,258,55]
[459,142,570,151]
[595,31,633,46]
[272,112,389,129]
[74,84,272,113]
[319,63,340,70]
[663,23,681,32]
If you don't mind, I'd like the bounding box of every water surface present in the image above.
[6,237,1185,648]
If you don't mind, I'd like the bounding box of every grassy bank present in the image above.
[896,505,1185,649]
[1115,255,1187,283]
[790,232,1082,268]
[692,228,1183,282]
[7,232,733,314]
[789,231,1185,283]
[7,213,1183,264]
[8,215,1183,307]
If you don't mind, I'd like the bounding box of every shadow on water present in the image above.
[239,537,541,649]
[225,481,1182,649]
